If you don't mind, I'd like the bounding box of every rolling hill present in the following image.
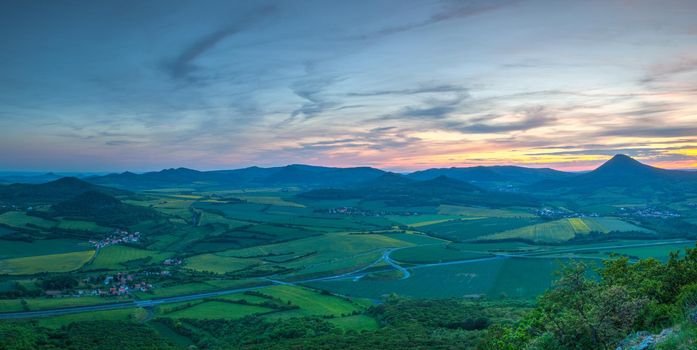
[407,165,573,185]
[86,165,386,190]
[52,190,159,227]
[0,177,129,206]
[299,174,537,207]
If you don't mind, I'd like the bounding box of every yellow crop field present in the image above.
[0,250,95,275]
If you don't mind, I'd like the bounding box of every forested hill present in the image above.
[0,177,128,206]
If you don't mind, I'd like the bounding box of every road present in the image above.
[1,239,693,320]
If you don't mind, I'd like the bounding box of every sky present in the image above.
[1,0,696,172]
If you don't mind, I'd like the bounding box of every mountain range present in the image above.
[1,155,695,195]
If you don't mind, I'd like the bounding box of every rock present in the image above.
[689,308,697,324]
[616,328,673,350]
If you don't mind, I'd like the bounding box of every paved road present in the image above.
[1,239,693,319]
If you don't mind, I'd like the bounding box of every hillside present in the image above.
[0,177,129,206]
[52,190,159,227]
[408,165,573,185]
[299,174,537,207]
[532,154,697,194]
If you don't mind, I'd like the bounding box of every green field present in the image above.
[0,211,55,229]
[419,217,539,242]
[0,238,92,259]
[308,257,578,299]
[184,254,256,274]
[165,301,273,319]
[391,244,492,264]
[482,217,652,243]
[85,245,172,271]
[216,233,411,279]
[437,205,537,218]
[259,285,367,317]
[0,250,94,275]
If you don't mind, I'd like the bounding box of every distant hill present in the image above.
[52,190,158,227]
[0,177,129,206]
[407,165,573,185]
[0,172,65,184]
[531,154,697,194]
[299,174,537,207]
[86,165,386,190]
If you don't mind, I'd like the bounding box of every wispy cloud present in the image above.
[453,106,556,133]
[347,84,467,97]
[641,56,697,84]
[162,5,276,81]
[348,0,519,40]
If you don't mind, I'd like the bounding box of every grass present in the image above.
[85,245,172,271]
[260,285,366,317]
[437,205,536,218]
[391,244,492,264]
[387,214,459,227]
[0,238,92,259]
[184,254,256,274]
[307,257,575,300]
[0,211,55,229]
[235,195,305,208]
[0,250,94,275]
[0,299,23,312]
[134,279,260,299]
[27,296,122,311]
[165,301,273,319]
[420,217,539,242]
[482,217,652,243]
[219,233,411,279]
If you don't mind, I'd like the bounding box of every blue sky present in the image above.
[1,0,696,172]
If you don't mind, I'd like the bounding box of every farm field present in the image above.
[184,254,256,274]
[1,177,696,350]
[0,238,92,259]
[391,244,492,264]
[164,301,273,319]
[258,285,367,317]
[419,217,539,242]
[0,250,94,275]
[437,205,537,218]
[482,217,652,243]
[307,257,578,299]
[0,211,55,229]
[85,245,173,271]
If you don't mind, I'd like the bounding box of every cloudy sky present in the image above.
[1,0,696,172]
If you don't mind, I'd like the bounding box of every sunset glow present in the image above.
[1,0,696,172]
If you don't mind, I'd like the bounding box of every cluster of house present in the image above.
[102,272,152,296]
[536,208,599,218]
[89,229,141,249]
[163,258,183,266]
[617,207,680,218]
[325,207,420,217]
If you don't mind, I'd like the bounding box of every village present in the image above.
[89,229,141,249]
[323,207,421,217]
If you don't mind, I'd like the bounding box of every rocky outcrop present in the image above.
[615,328,673,350]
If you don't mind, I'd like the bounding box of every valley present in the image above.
[1,155,697,348]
